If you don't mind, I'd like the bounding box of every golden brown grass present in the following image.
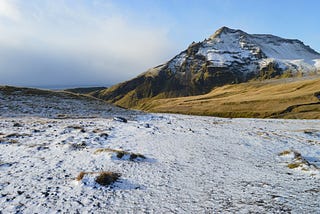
[66,125,84,130]
[0,138,19,144]
[135,76,320,119]
[76,171,89,181]
[287,162,303,169]
[279,149,319,170]
[95,172,121,186]
[278,150,292,156]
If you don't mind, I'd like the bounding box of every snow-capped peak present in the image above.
[194,27,320,72]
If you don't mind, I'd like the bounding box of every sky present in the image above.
[0,0,319,88]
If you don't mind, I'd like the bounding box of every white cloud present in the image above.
[0,0,20,21]
[0,0,175,87]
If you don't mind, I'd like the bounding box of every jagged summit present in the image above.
[209,26,246,39]
[207,26,320,61]
[96,27,320,108]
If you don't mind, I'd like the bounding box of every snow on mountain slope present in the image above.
[169,26,320,76]
[250,34,319,60]
[196,27,320,73]
[0,91,319,213]
[314,59,320,68]
[173,26,320,74]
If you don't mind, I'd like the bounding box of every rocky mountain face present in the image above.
[96,27,320,108]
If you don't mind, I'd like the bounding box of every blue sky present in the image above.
[0,0,319,87]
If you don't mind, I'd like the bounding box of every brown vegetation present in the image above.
[279,149,319,170]
[76,171,121,186]
[135,76,320,119]
[278,150,291,156]
[95,172,121,186]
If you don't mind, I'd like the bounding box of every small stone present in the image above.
[37,146,49,151]
[99,133,109,139]
[42,192,49,197]
[144,123,150,128]
[113,117,127,123]
[13,123,23,127]
[17,191,24,195]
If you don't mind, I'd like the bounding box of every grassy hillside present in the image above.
[134,76,320,119]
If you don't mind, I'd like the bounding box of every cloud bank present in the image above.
[0,0,174,87]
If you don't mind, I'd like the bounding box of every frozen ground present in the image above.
[0,89,319,213]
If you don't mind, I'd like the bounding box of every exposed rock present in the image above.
[113,117,128,123]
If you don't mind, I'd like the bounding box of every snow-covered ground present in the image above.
[0,90,319,213]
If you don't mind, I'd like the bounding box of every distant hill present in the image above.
[64,87,107,94]
[95,26,320,109]
[0,85,129,118]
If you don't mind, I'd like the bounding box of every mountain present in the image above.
[96,27,320,108]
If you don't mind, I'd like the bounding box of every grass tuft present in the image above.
[278,150,291,156]
[281,149,319,171]
[66,125,85,133]
[287,162,302,169]
[95,172,121,186]
[94,148,146,160]
[76,171,121,186]
[0,138,19,144]
[76,171,87,181]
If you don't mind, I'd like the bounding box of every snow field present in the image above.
[0,114,319,213]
